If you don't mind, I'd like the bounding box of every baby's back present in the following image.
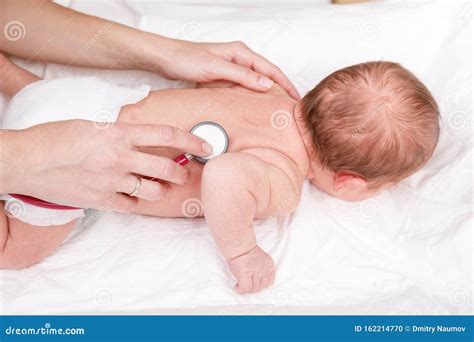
[119,87,309,217]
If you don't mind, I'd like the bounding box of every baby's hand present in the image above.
[227,246,275,294]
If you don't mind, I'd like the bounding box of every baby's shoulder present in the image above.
[240,147,305,195]
[243,147,304,216]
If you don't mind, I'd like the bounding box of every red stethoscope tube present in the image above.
[9,153,194,210]
[8,193,81,210]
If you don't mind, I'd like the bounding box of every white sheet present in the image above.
[0,0,472,315]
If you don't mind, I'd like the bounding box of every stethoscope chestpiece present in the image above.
[189,121,229,163]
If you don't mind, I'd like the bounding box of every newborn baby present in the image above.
[0,57,439,294]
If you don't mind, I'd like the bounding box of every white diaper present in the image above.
[0,77,150,226]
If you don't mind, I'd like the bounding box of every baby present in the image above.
[0,55,439,294]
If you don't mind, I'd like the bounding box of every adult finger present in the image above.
[128,151,189,185]
[126,124,212,156]
[235,275,253,294]
[207,59,276,93]
[231,44,301,100]
[118,174,169,201]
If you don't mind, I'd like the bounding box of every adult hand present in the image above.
[1,1,299,99]
[0,120,212,211]
[154,40,300,100]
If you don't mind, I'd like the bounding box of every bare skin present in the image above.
[116,85,310,294]
[118,85,309,217]
[0,57,396,294]
[0,58,309,294]
[0,0,300,212]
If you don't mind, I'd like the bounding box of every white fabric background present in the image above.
[0,0,472,314]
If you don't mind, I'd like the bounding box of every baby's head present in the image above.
[300,61,440,201]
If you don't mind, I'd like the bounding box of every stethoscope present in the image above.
[9,121,229,210]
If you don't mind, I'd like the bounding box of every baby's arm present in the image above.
[0,202,76,269]
[201,149,301,294]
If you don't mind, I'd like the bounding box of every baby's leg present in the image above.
[0,53,41,97]
[0,54,71,269]
[0,202,76,269]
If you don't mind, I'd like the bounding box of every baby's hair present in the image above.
[302,61,440,187]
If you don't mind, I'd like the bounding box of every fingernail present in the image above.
[202,142,213,155]
[258,76,274,89]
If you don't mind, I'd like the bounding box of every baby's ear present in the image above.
[333,171,367,192]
